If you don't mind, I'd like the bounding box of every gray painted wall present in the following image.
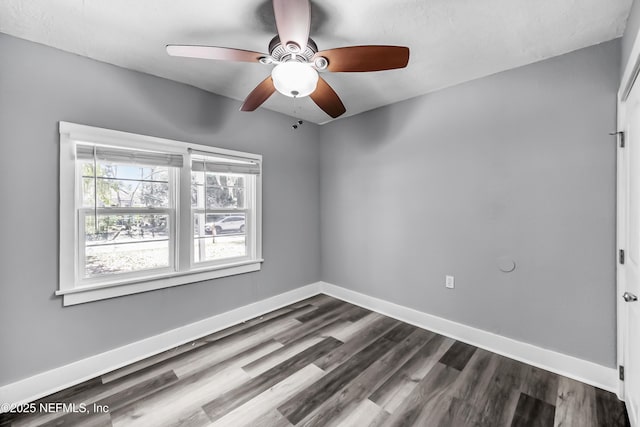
[0,29,622,387]
[0,33,321,386]
[623,0,640,75]
[320,40,620,367]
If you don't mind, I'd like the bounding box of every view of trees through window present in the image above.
[192,171,247,263]
[79,162,250,278]
[82,163,170,209]
[81,162,172,278]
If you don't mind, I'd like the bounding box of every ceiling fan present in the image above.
[166,0,410,119]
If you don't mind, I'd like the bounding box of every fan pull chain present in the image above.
[291,96,303,130]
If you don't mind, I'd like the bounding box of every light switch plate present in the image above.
[445,275,455,289]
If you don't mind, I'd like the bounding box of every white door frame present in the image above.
[617,85,627,401]
[618,28,640,401]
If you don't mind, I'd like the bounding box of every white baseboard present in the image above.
[0,280,619,410]
[319,282,619,394]
[0,282,322,408]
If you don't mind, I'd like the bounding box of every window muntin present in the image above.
[58,122,262,305]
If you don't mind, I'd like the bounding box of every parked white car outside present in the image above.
[205,215,245,234]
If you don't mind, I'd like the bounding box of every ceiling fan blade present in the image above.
[166,45,267,63]
[310,77,346,118]
[273,0,311,52]
[240,76,276,111]
[314,46,410,72]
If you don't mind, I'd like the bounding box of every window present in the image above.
[58,122,262,305]
[191,152,259,265]
[77,145,179,280]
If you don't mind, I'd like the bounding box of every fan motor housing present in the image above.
[269,36,317,63]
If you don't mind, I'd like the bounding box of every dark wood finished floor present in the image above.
[0,295,630,426]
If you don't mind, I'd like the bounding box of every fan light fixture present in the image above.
[271,62,318,98]
[166,0,411,118]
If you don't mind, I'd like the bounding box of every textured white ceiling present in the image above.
[0,0,632,124]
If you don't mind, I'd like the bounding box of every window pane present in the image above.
[193,212,206,238]
[191,172,246,209]
[210,213,245,235]
[84,214,170,277]
[92,179,170,208]
[82,163,170,208]
[205,185,245,209]
[82,177,95,207]
[193,235,247,263]
[193,212,246,236]
[193,212,246,263]
[83,163,169,181]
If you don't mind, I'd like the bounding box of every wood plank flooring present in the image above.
[0,295,630,427]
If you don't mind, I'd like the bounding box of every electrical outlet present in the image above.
[445,275,455,289]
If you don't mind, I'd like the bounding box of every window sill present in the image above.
[56,259,263,306]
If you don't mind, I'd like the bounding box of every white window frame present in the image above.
[190,151,259,268]
[58,122,263,306]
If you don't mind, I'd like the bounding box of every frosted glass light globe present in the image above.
[271,62,319,98]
